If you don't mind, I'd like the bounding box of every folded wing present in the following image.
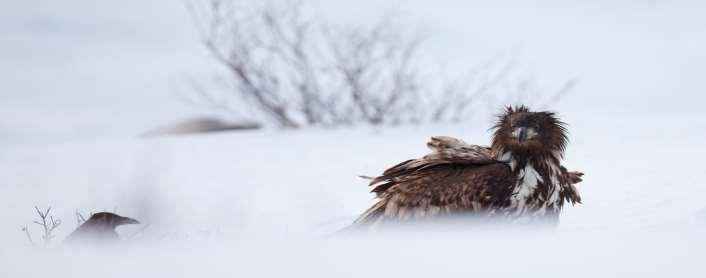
[353,136,514,227]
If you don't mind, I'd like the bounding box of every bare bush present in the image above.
[186,0,575,127]
[22,206,62,246]
[76,210,87,227]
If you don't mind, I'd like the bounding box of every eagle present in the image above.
[351,106,583,229]
[64,212,140,244]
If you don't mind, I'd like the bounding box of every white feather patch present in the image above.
[547,164,562,204]
[511,163,543,213]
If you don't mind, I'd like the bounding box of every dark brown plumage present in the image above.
[351,105,584,229]
[64,212,140,244]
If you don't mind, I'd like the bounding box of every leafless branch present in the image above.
[29,206,62,246]
[539,78,579,109]
[21,226,34,245]
[75,211,87,227]
[186,0,577,127]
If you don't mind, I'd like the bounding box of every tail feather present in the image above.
[352,199,387,227]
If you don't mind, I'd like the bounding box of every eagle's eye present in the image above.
[509,125,539,144]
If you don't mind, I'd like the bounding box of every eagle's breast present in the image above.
[510,163,543,214]
[504,153,565,219]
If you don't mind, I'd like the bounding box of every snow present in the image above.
[2,0,706,276]
[2,116,706,277]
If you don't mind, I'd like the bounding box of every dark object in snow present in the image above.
[350,105,584,230]
[64,212,140,244]
[141,117,260,137]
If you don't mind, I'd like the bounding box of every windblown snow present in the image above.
[2,117,706,277]
[3,0,706,277]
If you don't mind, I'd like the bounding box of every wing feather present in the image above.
[355,163,514,226]
[354,136,515,227]
[369,136,496,192]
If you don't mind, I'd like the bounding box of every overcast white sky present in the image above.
[2,0,705,144]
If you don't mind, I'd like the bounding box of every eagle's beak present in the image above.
[121,217,140,225]
[517,127,528,143]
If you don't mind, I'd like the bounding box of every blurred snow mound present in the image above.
[141,117,260,137]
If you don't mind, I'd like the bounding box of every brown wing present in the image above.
[563,170,584,204]
[353,162,515,228]
[351,136,515,229]
[368,136,497,195]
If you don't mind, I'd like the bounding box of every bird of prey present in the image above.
[351,105,584,229]
[64,212,140,244]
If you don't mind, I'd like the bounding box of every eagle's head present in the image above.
[491,105,567,157]
[85,212,140,229]
[64,212,141,245]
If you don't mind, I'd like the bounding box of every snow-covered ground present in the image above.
[2,114,706,277]
[3,0,706,277]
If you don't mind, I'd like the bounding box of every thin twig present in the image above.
[21,226,34,245]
